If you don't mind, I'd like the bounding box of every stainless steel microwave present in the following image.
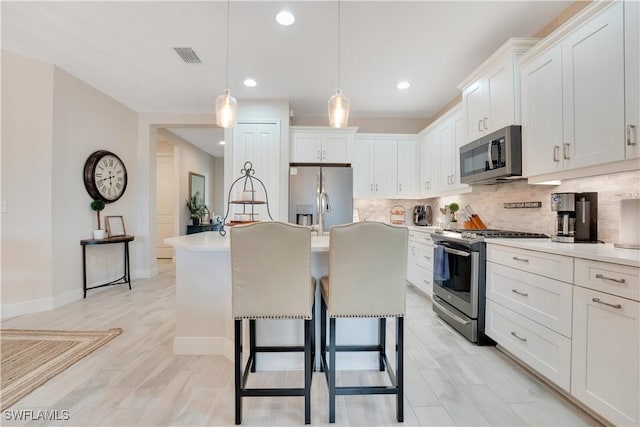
[459,125,522,184]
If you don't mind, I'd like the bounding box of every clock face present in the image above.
[84,150,128,203]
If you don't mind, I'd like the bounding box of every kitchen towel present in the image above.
[434,245,450,281]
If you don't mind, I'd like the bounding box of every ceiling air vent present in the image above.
[173,47,202,64]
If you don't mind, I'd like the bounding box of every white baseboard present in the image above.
[173,336,234,361]
[1,296,53,320]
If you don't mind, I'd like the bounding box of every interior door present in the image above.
[232,122,280,220]
[156,154,175,259]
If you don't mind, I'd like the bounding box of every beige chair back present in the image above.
[231,221,313,319]
[326,222,408,318]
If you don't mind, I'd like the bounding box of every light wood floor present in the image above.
[1,260,600,427]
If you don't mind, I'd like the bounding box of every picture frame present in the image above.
[105,216,126,237]
[189,171,205,204]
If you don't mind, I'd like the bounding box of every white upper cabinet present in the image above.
[397,138,418,196]
[439,109,469,192]
[459,38,538,144]
[521,44,564,176]
[353,138,397,198]
[353,136,418,198]
[561,1,625,169]
[290,127,356,164]
[626,0,640,160]
[520,1,634,179]
[419,131,438,198]
[418,104,469,197]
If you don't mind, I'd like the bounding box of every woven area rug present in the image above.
[0,328,122,410]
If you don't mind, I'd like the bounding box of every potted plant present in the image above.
[90,199,106,239]
[186,192,205,225]
[448,203,460,222]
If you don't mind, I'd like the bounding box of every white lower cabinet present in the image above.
[407,229,433,297]
[486,299,572,391]
[486,262,572,338]
[486,242,640,425]
[571,286,639,426]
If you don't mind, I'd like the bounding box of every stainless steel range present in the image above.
[430,229,548,344]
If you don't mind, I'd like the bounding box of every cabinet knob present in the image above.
[563,143,570,160]
[477,120,483,132]
[553,146,560,162]
[512,256,529,263]
[483,117,488,130]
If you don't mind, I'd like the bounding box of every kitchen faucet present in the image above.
[316,171,332,236]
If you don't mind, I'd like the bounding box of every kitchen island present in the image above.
[164,231,380,370]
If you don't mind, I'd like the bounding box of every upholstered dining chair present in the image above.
[230,221,315,425]
[320,221,408,423]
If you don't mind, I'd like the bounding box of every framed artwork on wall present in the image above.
[106,215,126,237]
[189,172,205,203]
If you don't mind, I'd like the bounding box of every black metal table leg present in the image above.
[83,245,87,299]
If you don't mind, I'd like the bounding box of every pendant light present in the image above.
[215,0,237,128]
[328,0,350,128]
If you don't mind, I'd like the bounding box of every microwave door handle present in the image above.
[486,141,493,170]
[444,247,471,257]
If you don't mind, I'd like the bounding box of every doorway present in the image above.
[156,140,176,259]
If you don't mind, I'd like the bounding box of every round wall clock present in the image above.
[83,150,128,203]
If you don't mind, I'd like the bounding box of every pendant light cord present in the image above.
[225,0,230,89]
[337,0,341,89]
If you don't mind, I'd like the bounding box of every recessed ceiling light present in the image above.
[397,81,411,90]
[276,11,295,26]
[219,140,226,145]
[243,78,257,87]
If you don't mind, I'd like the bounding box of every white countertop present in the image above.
[164,231,330,252]
[485,238,640,267]
[406,225,438,232]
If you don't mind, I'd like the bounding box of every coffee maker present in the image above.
[413,205,432,226]
[550,192,598,243]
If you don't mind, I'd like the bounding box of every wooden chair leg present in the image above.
[329,317,336,424]
[396,316,404,422]
[234,319,243,425]
[379,317,386,371]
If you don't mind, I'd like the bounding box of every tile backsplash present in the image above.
[355,170,640,243]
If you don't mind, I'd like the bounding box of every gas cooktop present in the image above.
[448,229,549,238]
[438,228,549,240]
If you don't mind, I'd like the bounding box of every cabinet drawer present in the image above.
[486,300,571,391]
[487,262,573,337]
[486,244,573,283]
[574,258,639,301]
[409,265,433,297]
[409,230,433,245]
[416,245,433,270]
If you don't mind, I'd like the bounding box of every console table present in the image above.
[80,235,134,298]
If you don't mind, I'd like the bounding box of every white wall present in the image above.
[1,50,139,318]
[1,51,55,309]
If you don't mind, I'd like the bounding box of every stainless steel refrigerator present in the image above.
[289,165,353,230]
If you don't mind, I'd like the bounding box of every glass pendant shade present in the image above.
[328,89,350,128]
[215,89,238,128]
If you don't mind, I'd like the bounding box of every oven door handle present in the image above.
[444,247,471,257]
[433,297,471,326]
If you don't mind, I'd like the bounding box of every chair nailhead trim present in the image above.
[234,315,312,320]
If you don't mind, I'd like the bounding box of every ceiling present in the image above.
[2,1,573,153]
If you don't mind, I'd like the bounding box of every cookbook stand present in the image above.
[220,161,273,236]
